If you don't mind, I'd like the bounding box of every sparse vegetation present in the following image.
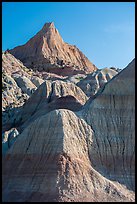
[75,76,84,81]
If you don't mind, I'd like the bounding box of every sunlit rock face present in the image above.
[81,59,135,191]
[2,52,43,133]
[9,22,97,76]
[2,36,135,202]
[2,110,134,202]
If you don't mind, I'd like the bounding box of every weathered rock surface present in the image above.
[2,128,19,155]
[2,110,134,202]
[2,34,135,202]
[13,75,37,96]
[2,53,52,133]
[81,59,135,191]
[2,71,29,132]
[2,52,37,111]
[30,76,44,87]
[66,73,87,84]
[2,52,44,88]
[77,67,118,97]
[2,52,32,78]
[20,95,84,131]
[9,22,97,76]
[15,80,88,131]
[109,66,122,72]
[2,50,68,82]
[2,53,35,132]
[2,52,88,133]
[2,73,24,109]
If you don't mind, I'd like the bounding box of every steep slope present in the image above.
[9,22,97,76]
[2,51,88,134]
[2,52,43,110]
[2,128,19,155]
[77,67,118,97]
[81,59,135,191]
[2,109,134,202]
[2,52,43,132]
[15,80,88,131]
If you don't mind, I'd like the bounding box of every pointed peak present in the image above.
[42,22,55,31]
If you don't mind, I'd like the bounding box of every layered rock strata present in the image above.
[2,53,36,132]
[77,67,118,97]
[2,48,135,202]
[9,22,97,75]
[2,128,19,155]
[81,59,135,191]
[2,110,134,202]
[15,80,88,131]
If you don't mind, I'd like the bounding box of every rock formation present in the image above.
[77,67,118,97]
[2,52,41,110]
[81,58,135,191]
[15,80,88,131]
[2,110,134,202]
[2,51,35,80]
[2,128,19,155]
[9,22,97,76]
[2,23,135,202]
[2,53,36,132]
[13,75,37,96]
[30,76,44,87]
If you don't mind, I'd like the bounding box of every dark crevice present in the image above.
[47,82,54,103]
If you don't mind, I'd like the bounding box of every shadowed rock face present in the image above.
[9,22,97,75]
[2,110,134,202]
[19,95,84,132]
[77,67,118,97]
[2,56,135,202]
[48,95,83,111]
[2,128,19,155]
[15,80,88,131]
[81,58,135,191]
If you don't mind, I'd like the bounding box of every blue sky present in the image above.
[2,2,135,69]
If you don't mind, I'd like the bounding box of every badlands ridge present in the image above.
[2,22,135,202]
